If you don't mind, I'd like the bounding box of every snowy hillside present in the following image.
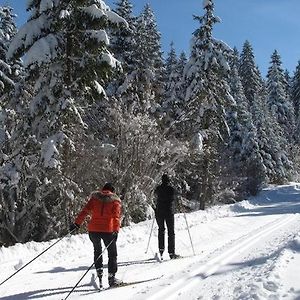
[1,183,300,300]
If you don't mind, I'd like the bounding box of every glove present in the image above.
[112,231,118,241]
[69,223,80,232]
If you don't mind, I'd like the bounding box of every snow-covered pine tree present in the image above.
[266,50,295,140]
[3,0,126,244]
[130,3,164,113]
[291,62,300,118]
[179,0,234,209]
[160,42,178,127]
[164,42,178,93]
[0,6,18,94]
[284,69,291,99]
[0,7,32,246]
[110,0,135,69]
[0,5,19,161]
[161,48,188,137]
[109,2,164,116]
[239,42,292,185]
[291,62,300,144]
[239,40,263,107]
[252,85,292,184]
[0,82,43,246]
[226,47,262,196]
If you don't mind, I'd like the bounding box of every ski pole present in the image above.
[0,228,77,287]
[145,216,155,254]
[63,237,115,300]
[183,211,195,256]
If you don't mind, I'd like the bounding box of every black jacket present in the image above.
[155,183,175,215]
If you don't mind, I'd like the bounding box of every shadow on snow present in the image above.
[0,283,94,299]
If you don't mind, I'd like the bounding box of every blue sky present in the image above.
[2,0,300,77]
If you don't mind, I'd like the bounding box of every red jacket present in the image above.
[75,189,121,233]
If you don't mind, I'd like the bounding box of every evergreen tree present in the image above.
[239,40,262,106]
[227,47,262,195]
[110,0,135,67]
[163,50,187,126]
[160,42,178,126]
[266,50,295,139]
[0,6,18,94]
[108,0,136,103]
[165,41,178,82]
[284,69,291,99]
[179,0,234,209]
[131,3,164,113]
[109,3,164,114]
[251,85,292,184]
[1,0,125,245]
[291,62,300,121]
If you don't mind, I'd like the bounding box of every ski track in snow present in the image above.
[1,184,300,300]
[142,215,300,300]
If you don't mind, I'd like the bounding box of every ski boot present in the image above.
[96,268,103,289]
[159,249,164,261]
[108,273,123,287]
[169,253,181,259]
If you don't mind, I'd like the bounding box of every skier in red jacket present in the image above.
[70,182,122,288]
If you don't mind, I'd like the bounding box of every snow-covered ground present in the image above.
[1,183,300,300]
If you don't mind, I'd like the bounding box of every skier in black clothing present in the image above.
[154,174,180,259]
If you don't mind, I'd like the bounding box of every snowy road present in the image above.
[1,184,300,299]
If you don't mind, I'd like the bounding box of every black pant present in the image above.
[155,213,175,254]
[89,232,117,277]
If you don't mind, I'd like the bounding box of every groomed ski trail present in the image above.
[138,214,300,300]
[1,184,300,300]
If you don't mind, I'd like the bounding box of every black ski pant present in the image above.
[155,213,175,254]
[89,232,118,277]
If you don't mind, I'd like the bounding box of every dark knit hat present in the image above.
[102,182,115,192]
[162,174,170,184]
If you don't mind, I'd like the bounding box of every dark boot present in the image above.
[96,268,103,289]
[169,253,181,259]
[98,277,103,289]
[108,273,123,287]
[159,248,164,260]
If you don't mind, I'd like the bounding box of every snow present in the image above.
[203,0,212,9]
[80,3,127,27]
[1,183,300,299]
[24,34,59,67]
[40,133,65,169]
[80,4,106,20]
[7,15,50,59]
[85,30,109,45]
[93,80,106,97]
[101,52,119,68]
[39,0,54,13]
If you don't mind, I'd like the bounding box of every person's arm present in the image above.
[74,198,93,225]
[171,186,182,212]
[112,200,121,232]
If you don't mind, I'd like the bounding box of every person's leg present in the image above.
[155,214,165,255]
[165,214,175,256]
[89,232,103,287]
[102,232,119,286]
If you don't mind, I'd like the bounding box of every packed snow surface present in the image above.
[1,183,300,299]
